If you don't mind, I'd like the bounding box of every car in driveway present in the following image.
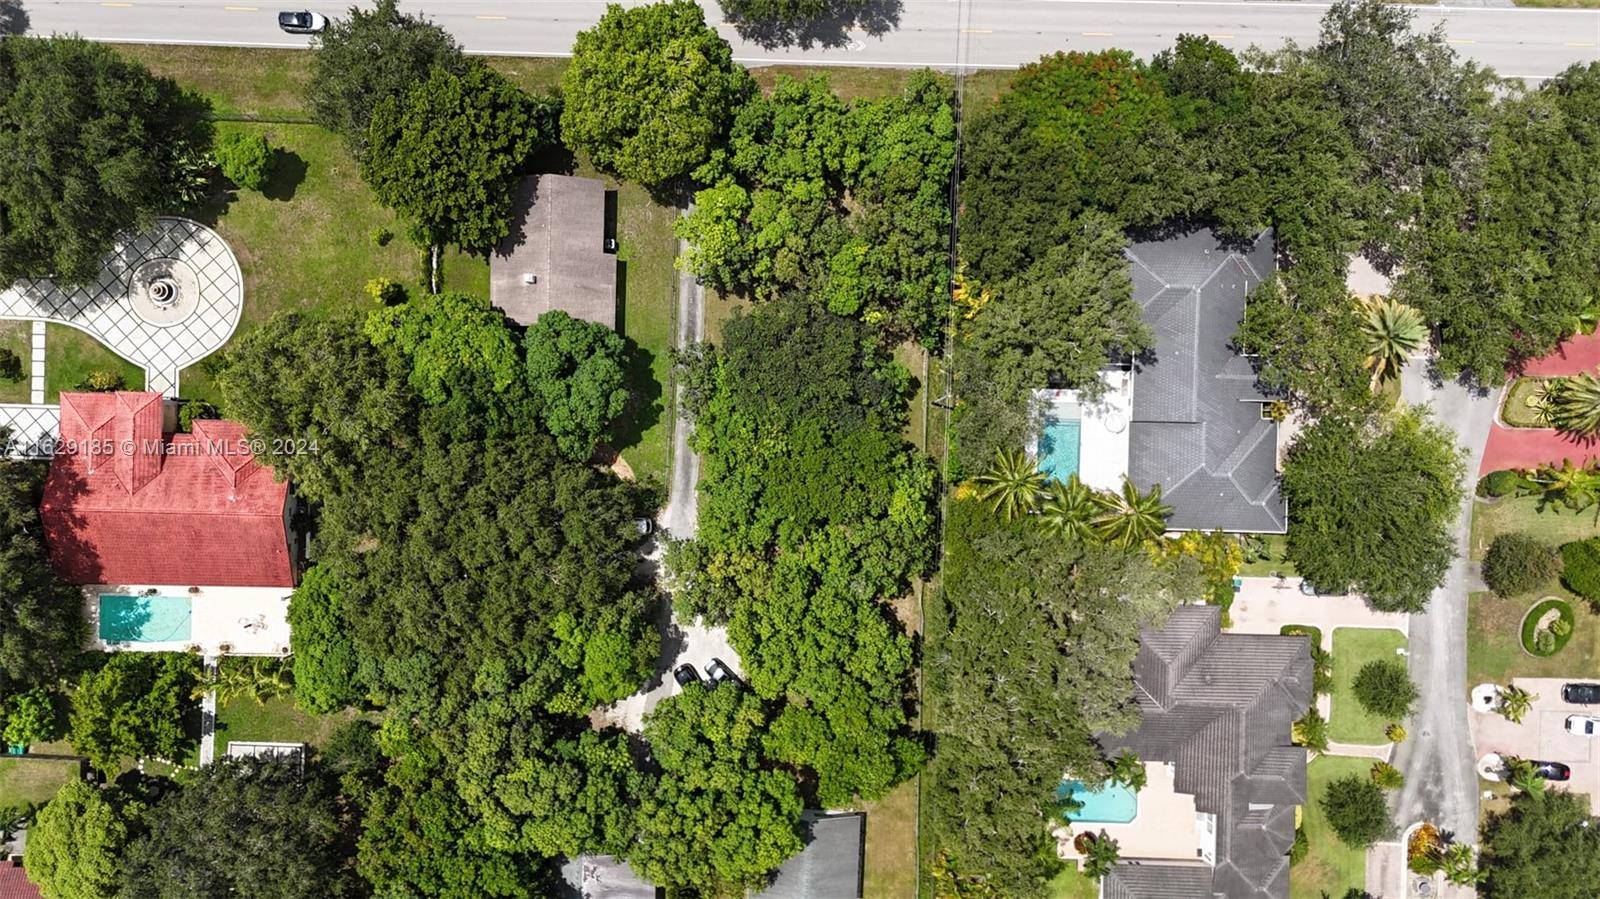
[1563,683,1600,705]
[672,663,700,688]
[278,11,328,34]
[706,657,740,689]
[1566,714,1600,736]
[1531,760,1573,781]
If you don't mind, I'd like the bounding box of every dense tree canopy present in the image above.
[364,291,521,404]
[307,0,464,159]
[26,779,141,899]
[562,0,752,187]
[68,653,197,773]
[0,462,84,696]
[1235,269,1375,416]
[0,36,211,284]
[1281,408,1465,611]
[287,566,362,714]
[523,310,631,461]
[926,499,1200,894]
[1480,790,1600,899]
[363,61,556,250]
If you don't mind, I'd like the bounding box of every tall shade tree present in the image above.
[1359,297,1428,389]
[306,0,464,159]
[25,779,141,899]
[364,291,521,404]
[363,61,556,251]
[562,0,753,187]
[286,566,360,714]
[1092,480,1173,548]
[1479,789,1600,899]
[1235,270,1376,417]
[0,36,212,284]
[0,461,85,694]
[1280,407,1465,611]
[68,652,197,773]
[523,310,631,461]
[974,448,1046,521]
[118,757,360,899]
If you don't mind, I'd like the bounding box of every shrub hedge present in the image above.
[1478,469,1523,498]
[1561,538,1600,602]
[1484,532,1561,597]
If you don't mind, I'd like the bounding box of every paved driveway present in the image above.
[1470,677,1600,811]
[1229,577,1410,648]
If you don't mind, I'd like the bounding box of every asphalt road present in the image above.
[9,0,1600,79]
[1392,365,1501,844]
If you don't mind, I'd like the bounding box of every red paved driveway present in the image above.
[1482,333,1600,476]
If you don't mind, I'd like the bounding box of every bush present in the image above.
[1484,533,1561,597]
[1293,708,1329,753]
[370,226,393,247]
[1386,723,1407,743]
[1320,774,1397,848]
[216,131,273,192]
[76,370,123,392]
[1561,539,1600,602]
[0,349,22,383]
[365,277,405,306]
[1478,469,1523,498]
[1519,597,1575,659]
[1290,826,1309,865]
[1370,761,1405,790]
[1353,659,1418,720]
[177,400,218,432]
[1282,625,1332,694]
[1535,629,1556,654]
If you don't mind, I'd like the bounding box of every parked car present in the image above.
[1563,683,1600,704]
[1532,760,1572,781]
[672,663,700,688]
[632,518,655,537]
[277,11,328,34]
[706,657,740,688]
[1565,714,1600,736]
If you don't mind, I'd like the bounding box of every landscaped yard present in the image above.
[0,758,80,808]
[606,184,678,483]
[862,778,918,899]
[0,321,30,403]
[1468,590,1600,684]
[214,695,376,750]
[1045,863,1100,899]
[1502,377,1550,428]
[1237,533,1298,577]
[46,325,144,401]
[1470,495,1599,561]
[1329,627,1409,744]
[1291,754,1372,899]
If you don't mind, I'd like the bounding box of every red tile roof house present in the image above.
[39,392,297,655]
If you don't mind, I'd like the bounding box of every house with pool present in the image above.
[1056,605,1313,898]
[40,391,296,656]
[1032,228,1287,534]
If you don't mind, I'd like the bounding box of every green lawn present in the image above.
[46,325,145,401]
[115,45,314,121]
[1237,533,1298,577]
[862,778,918,898]
[1469,590,1600,684]
[1046,864,1100,899]
[1470,496,1600,561]
[1291,755,1372,899]
[214,695,375,750]
[0,758,79,808]
[1329,627,1409,744]
[606,185,678,483]
[0,322,30,403]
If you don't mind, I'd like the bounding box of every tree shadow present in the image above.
[0,0,28,36]
[727,0,902,50]
[261,148,307,202]
[606,335,665,464]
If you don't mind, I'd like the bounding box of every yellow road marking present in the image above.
[1208,33,1235,39]
[1567,41,1597,47]
[1446,38,1476,45]
[475,14,507,20]
[1081,31,1114,37]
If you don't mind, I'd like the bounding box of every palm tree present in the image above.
[1080,831,1122,881]
[1092,479,1173,548]
[1505,756,1547,798]
[1108,751,1146,791]
[974,448,1046,521]
[1358,297,1429,390]
[1039,475,1097,541]
[1530,459,1600,517]
[1548,369,1600,437]
[194,658,293,706]
[1498,684,1536,724]
[1442,844,1486,887]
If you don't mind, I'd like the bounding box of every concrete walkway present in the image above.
[198,657,218,767]
[28,321,43,404]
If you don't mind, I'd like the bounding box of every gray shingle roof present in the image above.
[759,812,864,899]
[1097,606,1313,899]
[1126,229,1287,534]
[491,174,617,330]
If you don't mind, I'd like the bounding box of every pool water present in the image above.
[1038,417,1082,481]
[99,594,192,643]
[1057,779,1139,824]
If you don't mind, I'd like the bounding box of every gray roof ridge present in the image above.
[1234,232,1273,283]
[1221,427,1275,488]
[1157,424,1207,494]
[1125,251,1173,291]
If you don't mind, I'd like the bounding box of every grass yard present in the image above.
[895,342,931,453]
[0,758,80,807]
[1045,864,1100,899]
[607,186,678,483]
[1291,755,1372,899]
[0,322,30,403]
[1237,533,1298,577]
[115,45,313,121]
[46,325,145,401]
[1468,590,1600,684]
[1329,627,1409,744]
[214,695,375,750]
[862,778,918,898]
[1470,495,1600,561]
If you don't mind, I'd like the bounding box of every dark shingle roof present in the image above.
[760,812,864,899]
[1126,229,1287,534]
[491,175,617,330]
[1097,606,1313,899]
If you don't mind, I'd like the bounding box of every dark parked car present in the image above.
[1532,760,1572,781]
[277,11,328,34]
[1563,683,1600,704]
[672,663,700,688]
[706,657,740,688]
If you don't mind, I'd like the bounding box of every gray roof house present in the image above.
[491,174,617,330]
[1127,228,1287,533]
[1097,605,1314,899]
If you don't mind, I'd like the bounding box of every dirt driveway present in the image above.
[1470,676,1600,810]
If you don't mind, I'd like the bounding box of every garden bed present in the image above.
[1520,597,1576,657]
[1502,377,1554,428]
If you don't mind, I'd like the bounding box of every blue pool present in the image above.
[1057,779,1139,824]
[99,594,192,643]
[1038,417,1082,481]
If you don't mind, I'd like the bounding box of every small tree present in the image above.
[216,131,273,191]
[1320,774,1397,848]
[1386,723,1408,743]
[522,310,631,461]
[1499,685,1536,724]
[1108,751,1146,791]
[1371,761,1405,790]
[1483,533,1560,597]
[0,349,22,383]
[1353,659,1418,719]
[974,448,1046,521]
[1442,843,1485,887]
[1080,830,1121,881]
[2,688,58,746]
[1505,756,1547,798]
[1293,708,1330,754]
[1409,823,1444,874]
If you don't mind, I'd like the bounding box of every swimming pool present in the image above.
[98,594,192,643]
[1057,779,1139,824]
[1038,417,1082,481]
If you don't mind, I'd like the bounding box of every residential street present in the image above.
[1393,365,1502,842]
[8,0,1599,79]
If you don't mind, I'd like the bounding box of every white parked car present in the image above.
[1566,714,1600,736]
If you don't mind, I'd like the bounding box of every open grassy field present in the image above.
[1046,864,1100,899]
[1329,627,1409,744]
[1470,495,1600,561]
[606,185,678,482]
[862,778,919,898]
[214,695,376,750]
[1291,754,1373,899]
[0,758,79,808]
[115,45,313,121]
[1469,590,1600,684]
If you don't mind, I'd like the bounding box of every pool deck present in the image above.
[1032,371,1132,492]
[1055,760,1207,866]
[84,584,291,656]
